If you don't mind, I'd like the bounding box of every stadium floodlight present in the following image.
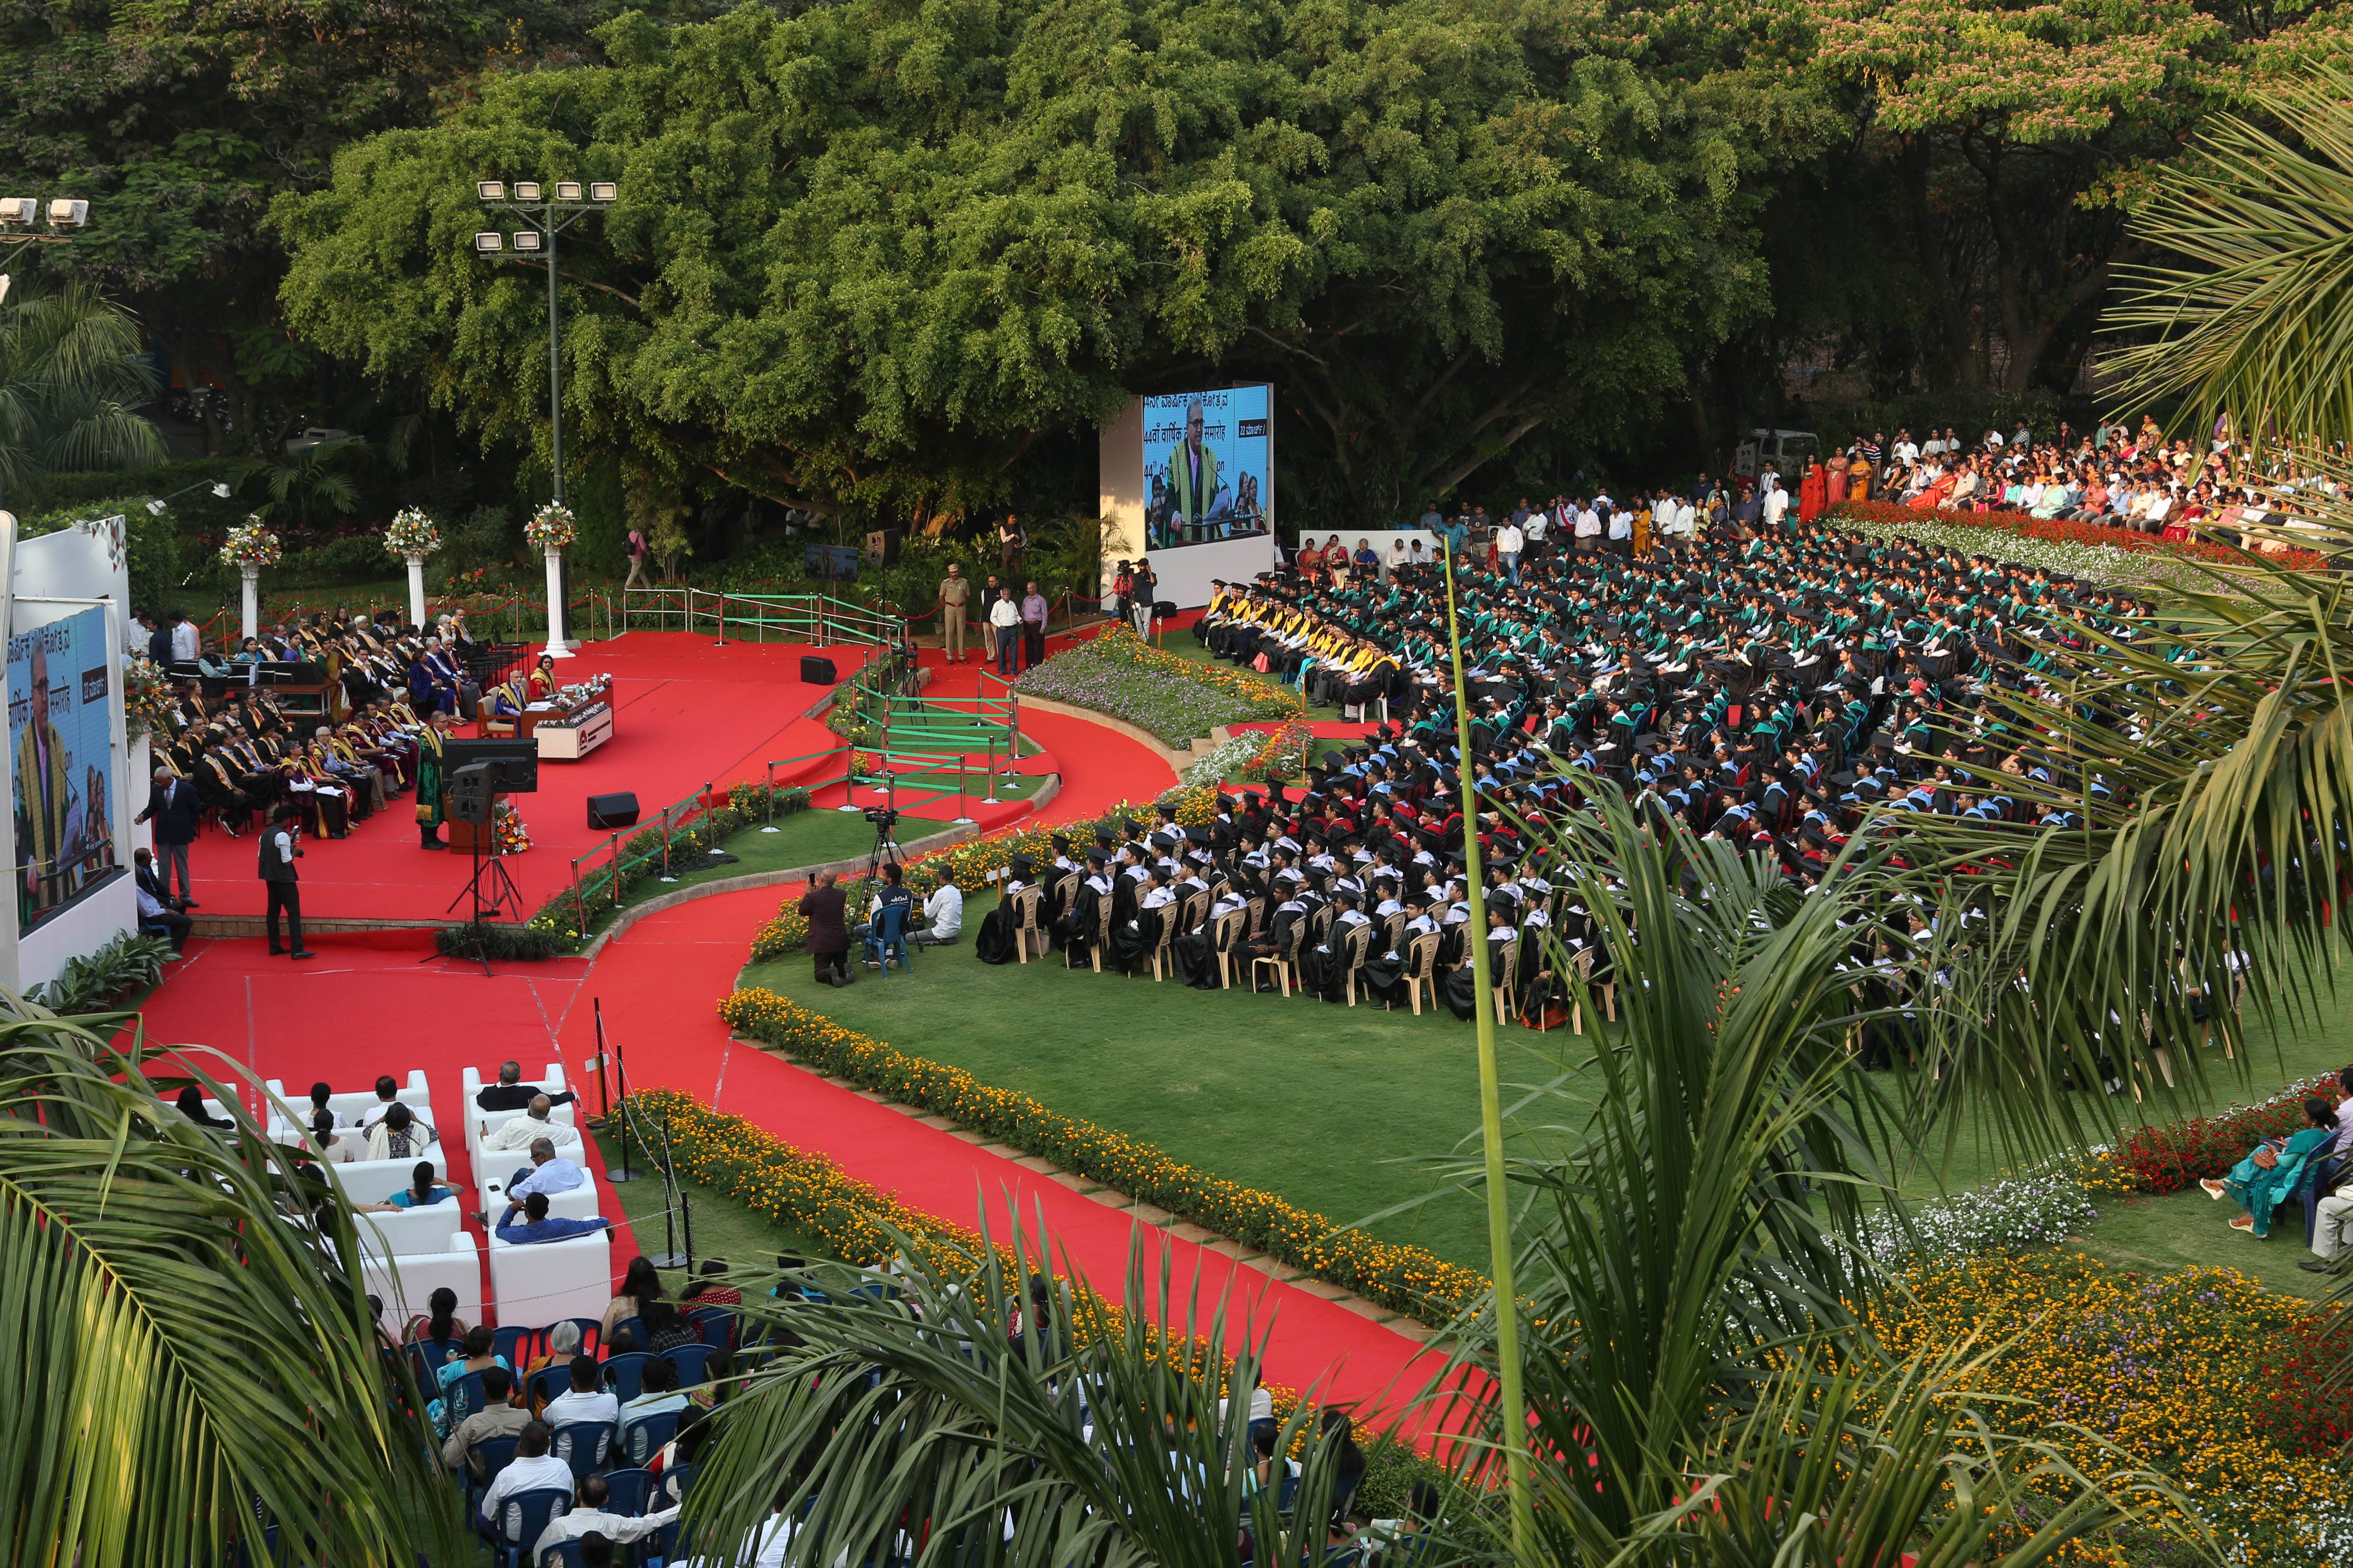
[510,229,541,252]
[555,181,583,201]
[589,182,617,203]
[46,198,87,228]
[478,181,507,202]
[512,180,543,202]
[0,198,35,226]
[146,500,167,516]
[475,231,505,253]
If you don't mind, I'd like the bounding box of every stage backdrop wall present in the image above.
[1098,394,1278,611]
[0,514,139,991]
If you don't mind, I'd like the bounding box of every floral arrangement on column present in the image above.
[218,518,283,569]
[383,507,443,560]
[122,655,173,742]
[523,502,578,551]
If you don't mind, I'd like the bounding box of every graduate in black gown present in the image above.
[973,855,1037,964]
[1107,864,1176,976]
[1169,873,1253,989]
[1055,849,1114,967]
[1356,886,1435,1008]
[1297,888,1375,1002]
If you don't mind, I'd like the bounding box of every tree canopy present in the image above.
[273,0,1826,530]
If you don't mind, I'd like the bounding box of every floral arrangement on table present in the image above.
[1869,1251,2353,1564]
[382,507,442,560]
[121,655,174,742]
[715,983,1491,1325]
[1014,624,1301,747]
[553,673,614,706]
[218,517,283,569]
[523,501,578,551]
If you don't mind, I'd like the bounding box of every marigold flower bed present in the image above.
[1870,1251,2353,1564]
[715,985,1488,1325]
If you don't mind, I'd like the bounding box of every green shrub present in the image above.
[29,931,177,1013]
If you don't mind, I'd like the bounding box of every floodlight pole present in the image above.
[1442,538,1532,1561]
[478,191,608,509]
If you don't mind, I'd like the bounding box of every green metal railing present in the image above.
[836,660,1021,760]
[562,779,723,934]
[610,586,901,647]
[764,740,1028,829]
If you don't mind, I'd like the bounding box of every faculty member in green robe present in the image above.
[413,709,453,849]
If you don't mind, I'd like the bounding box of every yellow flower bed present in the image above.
[1870,1251,2352,1564]
[717,985,1488,1325]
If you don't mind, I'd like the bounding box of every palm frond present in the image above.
[2104,62,2353,445]
[685,1211,1403,1568]
[0,1006,462,1568]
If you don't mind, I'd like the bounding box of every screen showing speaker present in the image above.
[1140,384,1271,551]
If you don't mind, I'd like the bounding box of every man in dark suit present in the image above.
[135,768,202,907]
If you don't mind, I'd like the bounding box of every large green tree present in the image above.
[272,0,1818,531]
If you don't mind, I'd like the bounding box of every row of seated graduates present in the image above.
[149,676,430,840]
[1193,518,2155,880]
[977,755,1616,1022]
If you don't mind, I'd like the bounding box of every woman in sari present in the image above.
[1799,459,1828,523]
[2202,1097,2337,1237]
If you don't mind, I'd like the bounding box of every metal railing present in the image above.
[609,586,903,648]
[836,658,1021,760]
[763,739,1029,829]
[560,780,722,935]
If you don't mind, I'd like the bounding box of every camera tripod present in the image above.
[438,822,524,976]
[863,812,903,883]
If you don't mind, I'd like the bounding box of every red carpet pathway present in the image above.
[134,634,1452,1432]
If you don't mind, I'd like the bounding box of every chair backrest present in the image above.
[601,1466,655,1518]
[1404,932,1439,980]
[876,901,908,942]
[602,1351,653,1402]
[527,1364,573,1410]
[1212,909,1247,947]
[555,1318,604,1359]
[1382,911,1406,951]
[1341,922,1372,969]
[1246,897,1268,937]
[490,1325,533,1366]
[496,1487,574,1552]
[541,1540,586,1568]
[1493,938,1519,991]
[607,1316,645,1355]
[473,1433,523,1490]
[626,1408,682,1466]
[662,1342,715,1386]
[444,1368,489,1425]
[551,1419,616,1479]
[1180,889,1209,932]
[688,1304,734,1350]
[1014,885,1043,930]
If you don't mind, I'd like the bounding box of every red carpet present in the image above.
[184,636,867,923]
[131,632,1452,1434]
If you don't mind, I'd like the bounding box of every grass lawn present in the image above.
[732,885,2353,1295]
[587,802,965,937]
[586,1123,829,1281]
[740,890,1573,1266]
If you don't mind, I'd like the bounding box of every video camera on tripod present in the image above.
[862,805,900,829]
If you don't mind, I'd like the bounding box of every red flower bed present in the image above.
[2112,1074,2341,1194]
[1825,500,2328,572]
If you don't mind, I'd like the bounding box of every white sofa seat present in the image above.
[362,1232,482,1335]
[486,1227,611,1328]
[479,1164,601,1224]
[265,1071,432,1136]
[460,1063,574,1174]
[328,1151,453,1208]
[355,1202,465,1258]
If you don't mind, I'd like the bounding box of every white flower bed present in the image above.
[1839,515,2217,593]
[1181,732,1261,785]
[1863,1172,2101,1266]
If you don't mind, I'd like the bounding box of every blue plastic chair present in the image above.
[601,1466,655,1518]
[624,1408,681,1467]
[528,1364,574,1410]
[441,1368,489,1427]
[607,1315,646,1355]
[862,901,913,973]
[660,1343,714,1387]
[492,1487,574,1568]
[466,1433,522,1519]
[602,1351,654,1403]
[688,1305,734,1351]
[556,1317,604,1359]
[2300,1148,2347,1248]
[491,1325,534,1366]
[552,1418,617,1479]
[541,1542,586,1568]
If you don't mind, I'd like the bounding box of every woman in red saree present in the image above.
[1798,459,1828,523]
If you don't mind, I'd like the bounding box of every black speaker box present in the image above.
[865,527,903,566]
[447,762,494,825]
[800,655,838,685]
[588,791,641,831]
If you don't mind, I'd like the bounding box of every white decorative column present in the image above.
[240,564,260,642]
[543,546,574,657]
[406,553,428,629]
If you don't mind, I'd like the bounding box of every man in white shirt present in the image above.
[482,1094,581,1154]
[1494,519,1524,582]
[477,1421,573,1545]
[532,1475,680,1566]
[1605,502,1632,554]
[541,1356,622,1432]
[171,611,201,663]
[1574,502,1602,553]
[1892,429,1919,468]
[1762,483,1790,529]
[913,880,964,947]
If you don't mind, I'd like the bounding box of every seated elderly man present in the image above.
[480,1093,582,1156]
[476,1060,579,1113]
[474,1136,585,1227]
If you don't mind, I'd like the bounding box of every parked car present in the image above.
[284,426,354,456]
[1731,428,1820,478]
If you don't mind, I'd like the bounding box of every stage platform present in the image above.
[181,635,873,925]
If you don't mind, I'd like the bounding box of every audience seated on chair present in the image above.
[603,1256,665,1341]
[521,1321,584,1413]
[366,1103,438,1161]
[430,1324,511,1435]
[476,1420,571,1542]
[638,1299,702,1356]
[406,1285,471,1356]
[485,1137,587,1225]
[618,1358,688,1449]
[357,1159,454,1213]
[442,1366,531,1479]
[532,1474,680,1567]
[483,1095,584,1155]
[680,1258,741,1308]
[542,1353,621,1431]
[479,1060,579,1112]
[496,1189,613,1244]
